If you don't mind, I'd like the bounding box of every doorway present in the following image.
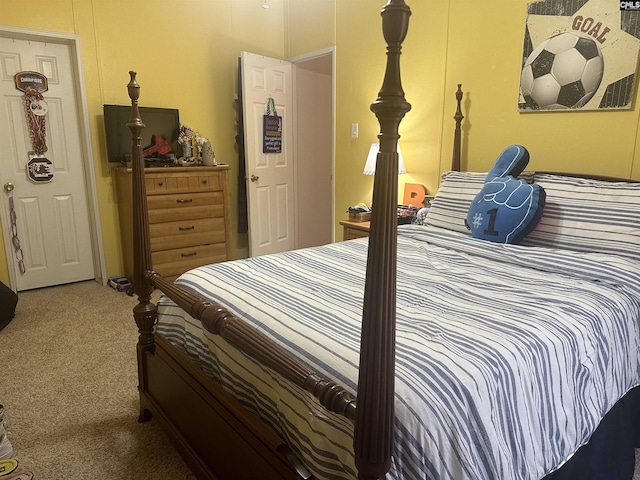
[0,26,105,291]
[239,48,334,256]
[292,49,334,249]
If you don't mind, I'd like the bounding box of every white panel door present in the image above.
[0,36,95,290]
[241,51,295,257]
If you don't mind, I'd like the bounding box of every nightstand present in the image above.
[340,220,371,240]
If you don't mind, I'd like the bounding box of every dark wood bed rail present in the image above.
[147,271,357,420]
[129,3,411,479]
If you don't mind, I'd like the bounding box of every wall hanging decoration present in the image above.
[14,71,49,152]
[26,154,54,183]
[519,0,640,111]
[262,97,282,153]
[3,182,25,275]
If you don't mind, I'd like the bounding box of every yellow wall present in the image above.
[286,1,335,58]
[0,0,288,285]
[1,0,639,286]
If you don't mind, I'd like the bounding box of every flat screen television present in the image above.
[103,104,180,163]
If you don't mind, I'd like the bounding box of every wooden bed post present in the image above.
[452,84,464,172]
[126,71,157,419]
[355,2,411,480]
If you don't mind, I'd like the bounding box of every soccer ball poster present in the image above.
[519,0,640,111]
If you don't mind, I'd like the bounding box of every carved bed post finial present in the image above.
[355,2,411,480]
[452,84,464,172]
[126,71,157,405]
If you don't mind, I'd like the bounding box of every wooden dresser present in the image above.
[114,165,232,282]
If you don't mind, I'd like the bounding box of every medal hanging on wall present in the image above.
[14,71,53,183]
[24,87,48,154]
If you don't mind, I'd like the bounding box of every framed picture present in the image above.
[519,0,640,111]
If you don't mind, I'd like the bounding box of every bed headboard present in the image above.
[448,84,633,182]
[452,84,464,172]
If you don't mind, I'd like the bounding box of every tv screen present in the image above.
[103,104,180,163]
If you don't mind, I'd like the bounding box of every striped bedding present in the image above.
[156,224,640,480]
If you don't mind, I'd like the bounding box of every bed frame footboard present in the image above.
[137,332,309,479]
[129,2,412,479]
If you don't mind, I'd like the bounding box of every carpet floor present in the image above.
[0,280,193,479]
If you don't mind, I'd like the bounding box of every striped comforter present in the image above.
[156,224,640,480]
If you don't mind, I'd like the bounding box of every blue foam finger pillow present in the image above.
[465,145,546,244]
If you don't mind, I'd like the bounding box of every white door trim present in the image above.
[0,25,106,289]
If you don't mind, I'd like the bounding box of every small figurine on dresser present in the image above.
[178,124,194,164]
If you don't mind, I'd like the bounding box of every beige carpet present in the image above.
[0,280,193,479]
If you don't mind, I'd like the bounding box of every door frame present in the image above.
[0,25,106,290]
[290,47,336,244]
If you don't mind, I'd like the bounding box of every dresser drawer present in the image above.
[147,191,224,224]
[149,217,226,252]
[148,205,223,223]
[341,221,370,240]
[147,191,223,210]
[152,243,228,277]
[145,173,222,194]
[344,229,369,240]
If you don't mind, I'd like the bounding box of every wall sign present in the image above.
[519,0,640,111]
[263,97,282,153]
[14,71,48,93]
[26,155,54,183]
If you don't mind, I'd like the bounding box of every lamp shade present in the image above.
[363,143,406,175]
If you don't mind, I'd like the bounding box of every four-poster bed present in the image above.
[126,1,640,479]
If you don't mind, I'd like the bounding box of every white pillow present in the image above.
[424,171,485,234]
[519,173,640,261]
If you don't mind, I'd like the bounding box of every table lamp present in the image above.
[363,143,406,175]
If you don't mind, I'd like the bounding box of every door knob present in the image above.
[250,175,259,182]
[3,182,14,193]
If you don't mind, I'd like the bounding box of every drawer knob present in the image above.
[177,198,193,204]
[157,182,163,187]
[181,252,197,257]
[178,225,195,231]
[202,179,208,184]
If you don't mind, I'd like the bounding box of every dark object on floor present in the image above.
[0,281,18,331]
[108,276,131,293]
